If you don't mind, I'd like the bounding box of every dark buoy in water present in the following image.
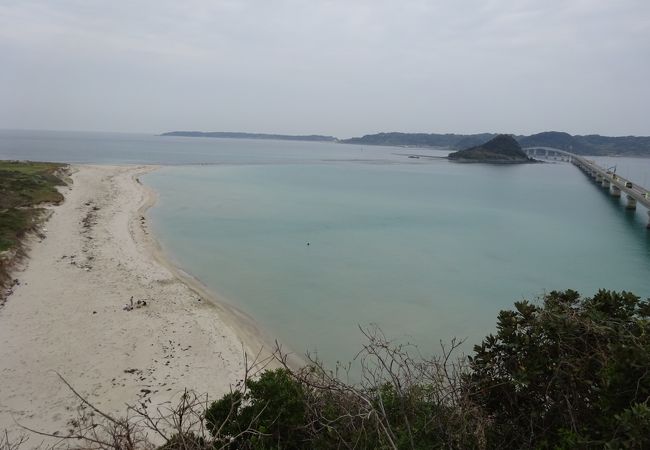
[306,242,310,246]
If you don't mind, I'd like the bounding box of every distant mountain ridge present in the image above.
[342,131,650,156]
[161,130,650,156]
[161,131,338,142]
[341,132,495,149]
[516,131,650,156]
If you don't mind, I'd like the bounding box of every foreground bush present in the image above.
[205,369,308,449]
[467,289,650,449]
[206,348,484,449]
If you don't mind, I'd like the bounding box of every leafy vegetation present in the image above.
[468,289,650,448]
[206,369,309,449]
[0,160,67,294]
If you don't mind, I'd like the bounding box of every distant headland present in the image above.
[161,130,650,157]
[447,134,535,164]
[160,131,338,142]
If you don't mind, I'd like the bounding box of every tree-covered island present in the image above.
[447,134,536,163]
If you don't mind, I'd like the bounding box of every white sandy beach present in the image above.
[0,165,276,443]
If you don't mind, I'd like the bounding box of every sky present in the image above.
[1,0,649,137]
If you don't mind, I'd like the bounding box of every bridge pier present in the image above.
[647,210,650,229]
[602,179,610,188]
[626,195,637,210]
[611,185,621,197]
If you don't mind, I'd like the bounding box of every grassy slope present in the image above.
[0,161,67,292]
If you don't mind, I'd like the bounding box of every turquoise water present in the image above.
[2,130,649,365]
[145,160,650,364]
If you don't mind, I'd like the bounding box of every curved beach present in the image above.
[0,165,275,440]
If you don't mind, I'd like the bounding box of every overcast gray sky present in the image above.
[1,0,649,137]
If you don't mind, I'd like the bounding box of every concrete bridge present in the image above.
[524,147,650,229]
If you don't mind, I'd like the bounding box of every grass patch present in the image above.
[0,160,68,295]
[0,161,66,210]
[0,208,42,252]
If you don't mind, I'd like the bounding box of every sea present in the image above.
[2,129,650,366]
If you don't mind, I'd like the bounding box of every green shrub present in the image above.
[205,369,308,449]
[466,289,650,449]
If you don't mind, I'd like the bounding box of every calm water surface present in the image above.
[2,130,650,365]
[0,129,413,165]
[145,160,650,364]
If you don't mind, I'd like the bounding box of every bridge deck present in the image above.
[525,147,650,210]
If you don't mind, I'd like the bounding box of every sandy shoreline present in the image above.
[0,165,279,443]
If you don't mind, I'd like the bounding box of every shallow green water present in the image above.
[146,160,650,364]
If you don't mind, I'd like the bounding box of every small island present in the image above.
[447,134,536,164]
